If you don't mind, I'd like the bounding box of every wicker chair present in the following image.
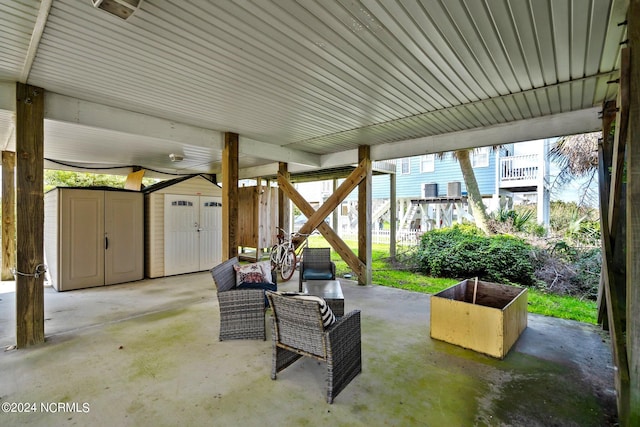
[210,257,276,341]
[298,247,336,292]
[266,291,361,403]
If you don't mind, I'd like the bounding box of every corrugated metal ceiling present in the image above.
[0,0,628,174]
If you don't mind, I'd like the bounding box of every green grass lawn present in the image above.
[307,237,598,324]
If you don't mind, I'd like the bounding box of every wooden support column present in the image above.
[221,132,239,260]
[278,162,290,234]
[358,146,372,286]
[2,151,16,281]
[332,179,339,231]
[598,100,618,326]
[15,83,44,348]
[389,171,397,260]
[627,2,640,423]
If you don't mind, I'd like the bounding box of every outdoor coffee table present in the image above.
[302,279,344,317]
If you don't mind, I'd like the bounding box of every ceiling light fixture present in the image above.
[92,0,143,20]
[169,153,184,162]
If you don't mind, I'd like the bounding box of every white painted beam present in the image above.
[0,82,16,111]
[44,92,222,148]
[239,137,320,167]
[20,0,52,83]
[370,108,601,160]
[1,122,14,151]
[238,163,279,180]
[314,108,601,170]
[0,83,16,150]
[44,92,321,167]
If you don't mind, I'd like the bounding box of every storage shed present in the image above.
[144,174,222,278]
[44,187,144,291]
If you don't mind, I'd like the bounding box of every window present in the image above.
[471,147,490,168]
[420,154,435,173]
[398,158,410,174]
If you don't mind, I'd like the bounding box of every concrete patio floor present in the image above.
[0,272,617,426]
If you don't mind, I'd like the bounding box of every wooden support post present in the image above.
[15,83,45,348]
[2,151,16,281]
[389,172,396,260]
[358,146,372,286]
[627,1,640,422]
[222,132,239,260]
[599,141,630,421]
[332,179,339,232]
[598,100,617,326]
[278,162,290,235]
[610,50,630,240]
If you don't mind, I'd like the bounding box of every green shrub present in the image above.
[417,225,536,286]
[492,207,534,232]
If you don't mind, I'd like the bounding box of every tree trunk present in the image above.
[456,149,492,234]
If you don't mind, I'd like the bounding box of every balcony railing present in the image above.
[500,154,539,186]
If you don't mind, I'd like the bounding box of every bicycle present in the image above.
[269,228,317,281]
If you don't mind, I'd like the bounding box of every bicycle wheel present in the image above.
[269,245,279,271]
[280,249,297,282]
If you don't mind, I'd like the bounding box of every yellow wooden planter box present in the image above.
[430,279,528,359]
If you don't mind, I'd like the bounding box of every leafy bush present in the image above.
[549,201,600,246]
[491,207,534,232]
[417,225,536,286]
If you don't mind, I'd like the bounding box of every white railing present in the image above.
[500,154,539,183]
[340,228,423,245]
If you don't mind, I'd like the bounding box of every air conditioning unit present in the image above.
[423,183,437,198]
[447,181,461,197]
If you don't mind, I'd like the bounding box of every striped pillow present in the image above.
[290,294,336,328]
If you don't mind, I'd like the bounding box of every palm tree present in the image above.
[454,149,492,234]
[549,132,600,206]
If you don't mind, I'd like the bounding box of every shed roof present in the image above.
[142,174,217,193]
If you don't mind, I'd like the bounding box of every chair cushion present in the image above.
[303,268,333,280]
[234,261,273,285]
[290,294,336,328]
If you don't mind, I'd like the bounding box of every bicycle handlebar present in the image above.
[275,227,320,240]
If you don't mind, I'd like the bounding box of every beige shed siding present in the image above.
[43,189,60,288]
[145,176,222,278]
[145,193,165,278]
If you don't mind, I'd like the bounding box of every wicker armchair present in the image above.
[298,247,336,292]
[266,291,361,403]
[210,257,276,341]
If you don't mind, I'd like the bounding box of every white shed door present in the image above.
[198,197,222,270]
[164,195,222,275]
[164,195,200,275]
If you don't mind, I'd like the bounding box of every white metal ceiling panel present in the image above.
[0,0,628,174]
[0,0,40,81]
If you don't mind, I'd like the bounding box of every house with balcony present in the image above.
[298,140,551,234]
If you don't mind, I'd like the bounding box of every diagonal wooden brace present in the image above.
[277,170,365,279]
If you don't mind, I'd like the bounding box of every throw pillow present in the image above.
[258,260,274,284]
[290,294,336,328]
[234,262,267,285]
